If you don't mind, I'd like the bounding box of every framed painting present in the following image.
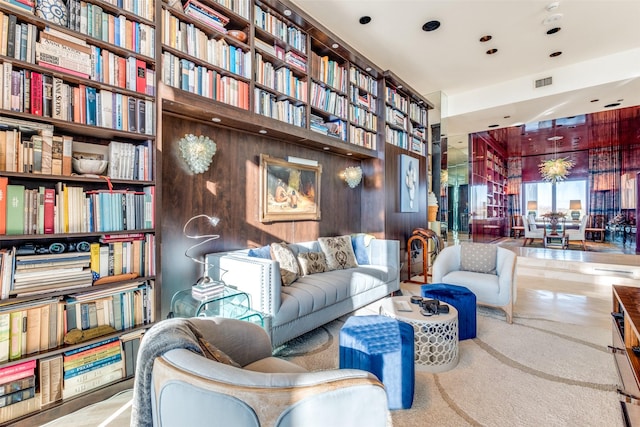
[400,154,419,212]
[259,154,322,222]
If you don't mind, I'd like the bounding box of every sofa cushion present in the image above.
[460,243,497,274]
[441,271,500,302]
[270,242,300,285]
[243,357,308,373]
[297,252,327,275]
[351,234,374,265]
[318,236,358,270]
[248,245,272,259]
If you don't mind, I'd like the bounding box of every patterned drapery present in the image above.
[588,146,621,221]
[507,157,522,217]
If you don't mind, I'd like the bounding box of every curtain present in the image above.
[507,157,522,217]
[588,146,621,221]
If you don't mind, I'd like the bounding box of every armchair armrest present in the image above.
[496,248,517,304]
[432,245,460,283]
[367,239,400,270]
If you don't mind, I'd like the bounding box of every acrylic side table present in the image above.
[169,286,265,327]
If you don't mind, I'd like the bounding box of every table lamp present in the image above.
[569,200,582,220]
[527,201,538,219]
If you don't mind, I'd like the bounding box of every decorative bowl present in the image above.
[72,158,109,175]
[227,30,247,43]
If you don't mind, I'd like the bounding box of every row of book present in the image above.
[254,53,308,102]
[1,62,154,135]
[183,0,230,34]
[385,86,409,113]
[0,180,155,236]
[350,105,377,132]
[386,124,409,150]
[310,52,348,93]
[349,67,378,97]
[106,140,153,181]
[254,88,305,127]
[90,233,156,280]
[208,0,250,20]
[386,106,408,128]
[409,102,428,126]
[309,114,346,140]
[52,1,155,58]
[254,4,307,54]
[410,137,424,155]
[350,86,377,113]
[350,126,377,150]
[83,0,155,21]
[310,82,348,119]
[0,279,153,361]
[163,10,251,79]
[162,51,250,110]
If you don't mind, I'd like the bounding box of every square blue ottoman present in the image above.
[339,315,414,410]
[421,283,477,340]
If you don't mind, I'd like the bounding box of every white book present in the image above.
[100,90,113,129]
[62,366,123,399]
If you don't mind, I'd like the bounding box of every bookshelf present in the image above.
[0,1,156,424]
[382,70,431,156]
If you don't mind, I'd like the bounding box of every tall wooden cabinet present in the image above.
[0,1,157,424]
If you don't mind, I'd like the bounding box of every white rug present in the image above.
[42,305,623,427]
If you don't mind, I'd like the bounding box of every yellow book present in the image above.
[90,243,101,278]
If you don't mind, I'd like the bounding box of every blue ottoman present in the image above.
[421,283,477,340]
[339,315,414,410]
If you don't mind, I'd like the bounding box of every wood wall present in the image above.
[159,114,430,315]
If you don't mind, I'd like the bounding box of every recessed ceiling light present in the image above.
[590,99,599,103]
[211,117,221,122]
[488,124,499,128]
[283,9,292,16]
[503,115,511,119]
[365,67,372,72]
[346,152,352,156]
[359,16,371,25]
[259,130,267,134]
[550,51,562,57]
[542,13,563,25]
[617,99,624,102]
[546,1,560,12]
[479,35,492,42]
[604,102,621,108]
[546,27,561,35]
[547,136,563,141]
[323,147,330,150]
[422,20,441,32]
[331,43,339,49]
[397,85,403,89]
[486,48,498,55]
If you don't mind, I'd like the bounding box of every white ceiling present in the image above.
[290,0,640,145]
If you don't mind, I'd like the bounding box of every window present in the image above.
[524,180,587,219]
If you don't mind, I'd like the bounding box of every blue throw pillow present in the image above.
[351,234,370,265]
[248,245,271,259]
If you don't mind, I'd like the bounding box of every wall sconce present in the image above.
[183,214,220,288]
[527,201,538,218]
[178,134,217,174]
[569,200,582,220]
[342,166,363,188]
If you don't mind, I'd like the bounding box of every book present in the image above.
[8,311,24,360]
[85,86,97,125]
[6,184,24,235]
[41,74,53,117]
[0,386,34,408]
[62,366,122,399]
[0,313,9,363]
[0,176,7,235]
[0,374,34,398]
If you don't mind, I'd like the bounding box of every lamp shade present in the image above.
[527,201,538,210]
[569,200,582,210]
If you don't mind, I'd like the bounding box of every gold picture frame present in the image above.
[259,154,322,222]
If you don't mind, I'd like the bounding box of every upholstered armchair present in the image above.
[431,243,517,323]
[131,317,389,427]
[566,214,589,250]
[521,215,545,246]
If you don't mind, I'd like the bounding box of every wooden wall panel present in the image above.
[160,114,369,315]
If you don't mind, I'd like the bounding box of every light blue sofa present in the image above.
[206,239,400,347]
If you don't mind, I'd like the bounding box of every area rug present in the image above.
[42,307,623,427]
[275,309,622,427]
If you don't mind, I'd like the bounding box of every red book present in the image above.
[135,59,146,94]
[0,360,36,379]
[117,56,126,89]
[0,177,7,234]
[29,72,42,116]
[43,188,55,234]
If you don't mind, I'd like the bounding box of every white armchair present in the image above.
[566,215,589,250]
[131,317,389,427]
[432,244,517,323]
[522,215,545,246]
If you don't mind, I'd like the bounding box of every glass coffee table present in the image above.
[169,285,265,327]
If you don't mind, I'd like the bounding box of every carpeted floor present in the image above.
[42,298,623,427]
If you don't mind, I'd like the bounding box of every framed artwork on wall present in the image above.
[400,154,419,212]
[259,154,322,222]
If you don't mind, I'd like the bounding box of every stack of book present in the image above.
[0,360,38,419]
[191,279,225,300]
[62,336,123,399]
[309,114,328,135]
[183,0,230,33]
[35,28,92,79]
[10,252,92,298]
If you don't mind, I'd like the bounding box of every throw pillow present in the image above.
[460,243,497,274]
[297,252,327,275]
[270,242,299,285]
[318,236,358,271]
[351,233,375,265]
[248,245,271,259]
[198,338,241,368]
